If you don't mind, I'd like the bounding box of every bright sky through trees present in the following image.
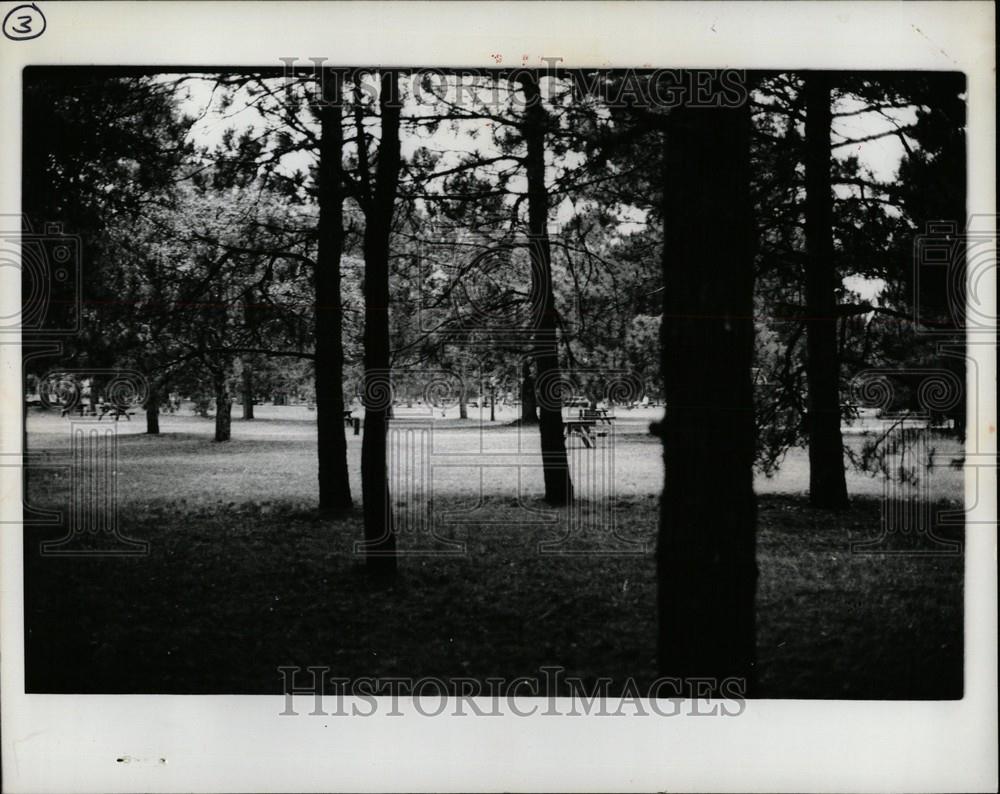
[171,72,926,305]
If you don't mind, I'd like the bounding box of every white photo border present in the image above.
[1,2,996,792]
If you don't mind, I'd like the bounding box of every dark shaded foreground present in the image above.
[24,494,962,699]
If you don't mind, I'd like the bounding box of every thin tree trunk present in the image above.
[360,71,401,578]
[520,359,537,423]
[458,364,468,419]
[315,68,353,513]
[241,361,255,420]
[804,73,849,509]
[658,75,757,692]
[213,368,231,442]
[145,384,160,435]
[520,72,572,505]
[88,378,100,415]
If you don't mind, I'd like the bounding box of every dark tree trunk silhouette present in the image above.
[657,76,757,691]
[88,377,101,414]
[360,71,401,578]
[315,68,353,514]
[519,359,538,423]
[213,367,231,442]
[241,361,254,420]
[145,385,160,435]
[458,364,468,419]
[520,72,572,505]
[804,73,849,509]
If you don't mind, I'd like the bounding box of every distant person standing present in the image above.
[641,394,649,409]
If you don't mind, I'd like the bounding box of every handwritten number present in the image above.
[3,3,47,40]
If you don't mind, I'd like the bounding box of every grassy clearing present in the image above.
[23,408,964,697]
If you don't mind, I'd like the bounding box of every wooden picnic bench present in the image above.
[579,407,615,425]
[97,403,134,421]
[564,408,615,448]
[344,409,361,435]
[564,419,597,447]
[61,403,95,418]
[60,402,135,420]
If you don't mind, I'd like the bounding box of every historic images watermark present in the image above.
[848,368,964,555]
[278,59,750,112]
[34,368,150,555]
[351,364,650,558]
[349,219,653,558]
[4,214,150,554]
[841,216,998,554]
[278,665,747,718]
[1,214,81,337]
[2,209,155,555]
[913,215,997,338]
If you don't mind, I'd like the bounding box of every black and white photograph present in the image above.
[1,2,996,792]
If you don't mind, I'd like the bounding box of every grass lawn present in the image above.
[22,406,964,698]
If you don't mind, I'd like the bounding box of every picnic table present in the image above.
[61,402,134,420]
[564,418,597,447]
[97,403,134,421]
[61,403,96,418]
[564,408,615,448]
[344,409,361,435]
[579,407,614,425]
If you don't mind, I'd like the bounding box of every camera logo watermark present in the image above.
[1,214,81,336]
[32,369,150,556]
[913,216,997,337]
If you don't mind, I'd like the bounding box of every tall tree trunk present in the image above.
[804,73,849,509]
[88,377,100,414]
[213,368,231,443]
[360,71,401,578]
[241,360,255,420]
[315,68,353,513]
[458,363,468,419]
[658,75,757,691]
[520,72,572,505]
[520,360,537,423]
[145,383,160,435]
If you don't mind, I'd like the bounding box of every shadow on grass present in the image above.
[23,493,962,698]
